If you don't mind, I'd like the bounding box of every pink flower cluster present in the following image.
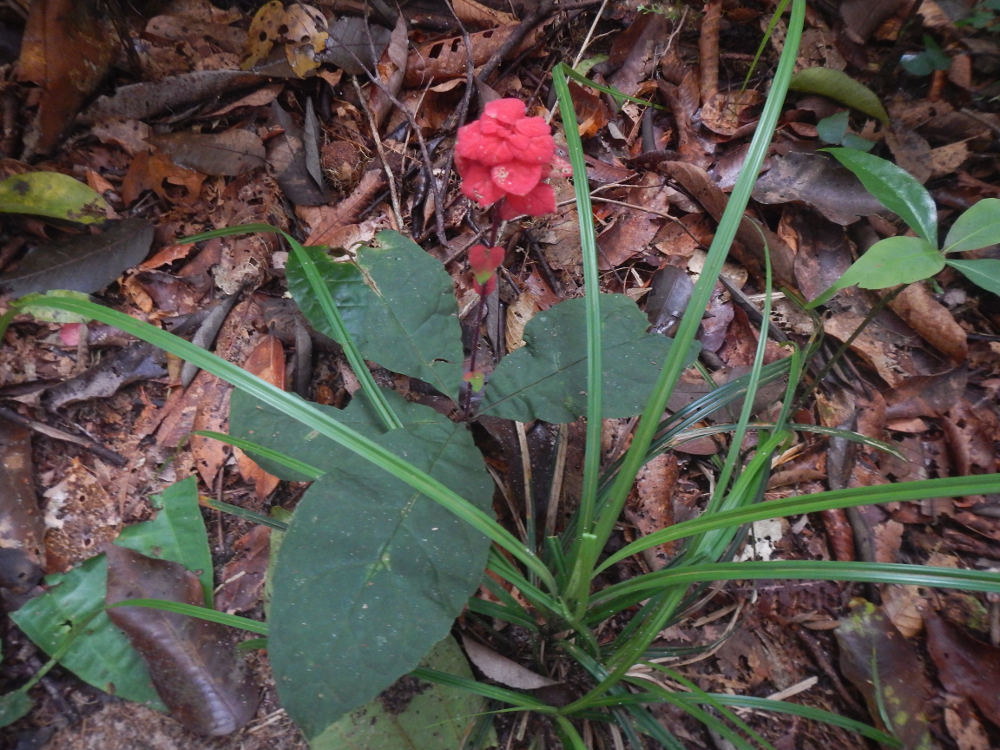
[455,98,557,220]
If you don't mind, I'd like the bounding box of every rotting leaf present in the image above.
[234,335,283,500]
[18,0,117,154]
[925,610,1000,727]
[836,599,934,750]
[321,16,391,75]
[149,131,266,177]
[41,341,166,411]
[0,171,109,224]
[0,218,153,299]
[752,151,886,226]
[106,546,259,736]
[0,419,44,594]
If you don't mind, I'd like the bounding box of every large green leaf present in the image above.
[286,231,464,400]
[10,555,166,709]
[946,258,1000,297]
[824,148,938,243]
[943,198,1000,253]
[0,171,109,224]
[477,294,680,423]
[807,236,943,307]
[113,477,213,605]
[267,396,493,739]
[312,636,494,749]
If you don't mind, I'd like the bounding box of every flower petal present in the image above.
[483,98,525,124]
[491,161,542,196]
[500,182,556,219]
[460,161,504,206]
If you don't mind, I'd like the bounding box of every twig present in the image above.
[0,405,127,466]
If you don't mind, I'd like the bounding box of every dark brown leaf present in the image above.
[149,130,266,177]
[925,610,1000,728]
[0,219,154,298]
[836,599,935,749]
[105,545,259,736]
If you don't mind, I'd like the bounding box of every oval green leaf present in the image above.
[268,397,493,739]
[286,231,464,400]
[789,68,889,125]
[478,294,689,423]
[945,258,1000,297]
[942,198,1000,253]
[845,236,944,289]
[824,148,938,243]
[0,171,109,224]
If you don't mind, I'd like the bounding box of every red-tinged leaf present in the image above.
[105,546,259,736]
[836,599,934,750]
[925,611,1000,728]
[234,335,284,500]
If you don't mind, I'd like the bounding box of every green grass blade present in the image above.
[107,599,269,635]
[595,474,1000,573]
[552,62,604,612]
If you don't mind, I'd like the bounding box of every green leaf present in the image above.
[113,477,213,606]
[268,397,493,739]
[0,171,109,224]
[945,258,1000,297]
[807,236,943,307]
[311,636,495,750]
[230,388,409,481]
[824,148,938,243]
[900,35,951,76]
[942,198,1000,253]
[0,690,33,727]
[816,110,849,144]
[10,556,167,710]
[478,294,687,423]
[286,231,464,400]
[789,68,889,125]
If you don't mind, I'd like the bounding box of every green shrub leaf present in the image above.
[286,231,463,400]
[268,396,493,739]
[824,148,938,243]
[807,236,943,307]
[945,258,1000,297]
[789,68,889,125]
[942,198,1000,253]
[478,294,687,423]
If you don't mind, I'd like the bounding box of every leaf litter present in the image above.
[0,0,998,747]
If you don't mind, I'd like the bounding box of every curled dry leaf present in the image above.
[925,610,1000,728]
[106,545,259,736]
[461,635,558,690]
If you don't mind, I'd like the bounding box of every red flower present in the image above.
[455,98,558,219]
[468,244,505,295]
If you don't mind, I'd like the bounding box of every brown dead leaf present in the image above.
[505,292,539,352]
[700,89,763,137]
[106,546,259,735]
[453,0,518,26]
[888,282,968,362]
[150,130,266,177]
[42,458,121,573]
[122,151,206,206]
[216,525,270,614]
[234,335,284,501]
[626,453,679,569]
[18,0,116,154]
[836,599,934,749]
[925,610,1000,728]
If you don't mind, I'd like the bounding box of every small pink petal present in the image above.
[460,162,504,206]
[514,117,551,136]
[500,182,556,219]
[455,122,483,160]
[59,322,83,347]
[491,161,542,196]
[483,98,525,123]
